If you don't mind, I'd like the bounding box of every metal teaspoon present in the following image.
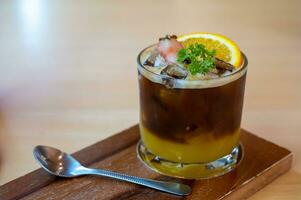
[33,145,191,196]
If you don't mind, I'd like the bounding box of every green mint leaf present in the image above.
[177,48,190,63]
[177,44,216,75]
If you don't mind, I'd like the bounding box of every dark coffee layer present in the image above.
[138,72,246,143]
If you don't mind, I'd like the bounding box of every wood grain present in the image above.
[0,125,139,200]
[0,125,292,200]
[0,0,300,199]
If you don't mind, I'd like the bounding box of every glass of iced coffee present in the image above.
[137,33,247,179]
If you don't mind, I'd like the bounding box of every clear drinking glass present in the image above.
[137,45,248,179]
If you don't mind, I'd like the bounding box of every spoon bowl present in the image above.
[33,145,86,178]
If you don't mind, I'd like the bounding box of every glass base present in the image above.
[137,140,243,179]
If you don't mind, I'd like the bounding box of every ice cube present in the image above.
[161,76,175,88]
[222,70,232,76]
[161,63,188,79]
[144,50,158,66]
[154,54,168,68]
[215,58,234,72]
[207,72,219,79]
[144,49,167,68]
[207,68,221,78]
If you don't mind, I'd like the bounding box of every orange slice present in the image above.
[177,33,243,68]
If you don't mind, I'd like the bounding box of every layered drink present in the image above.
[137,33,247,179]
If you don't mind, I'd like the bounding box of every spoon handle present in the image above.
[86,168,191,196]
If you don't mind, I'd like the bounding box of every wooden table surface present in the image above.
[0,0,300,199]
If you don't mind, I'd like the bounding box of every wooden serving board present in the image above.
[0,125,292,200]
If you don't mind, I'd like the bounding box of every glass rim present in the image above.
[137,44,248,88]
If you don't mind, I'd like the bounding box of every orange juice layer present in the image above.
[140,125,240,163]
